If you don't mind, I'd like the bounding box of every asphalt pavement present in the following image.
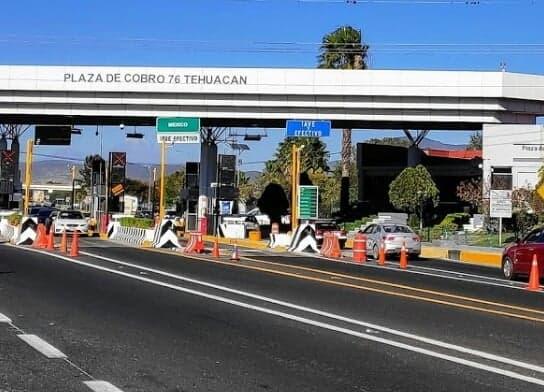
[1,240,544,391]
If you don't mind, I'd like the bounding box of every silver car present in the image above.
[360,223,421,259]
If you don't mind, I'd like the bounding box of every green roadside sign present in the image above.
[156,117,201,144]
[156,117,200,133]
[298,185,319,220]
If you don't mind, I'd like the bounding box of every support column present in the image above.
[198,128,218,234]
[403,129,429,167]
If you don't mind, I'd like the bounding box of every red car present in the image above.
[502,227,544,280]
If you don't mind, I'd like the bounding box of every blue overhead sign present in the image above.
[286,120,331,137]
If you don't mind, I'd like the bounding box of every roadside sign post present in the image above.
[291,144,303,230]
[155,117,201,221]
[490,190,512,246]
[298,185,319,220]
[23,139,33,215]
[159,142,166,221]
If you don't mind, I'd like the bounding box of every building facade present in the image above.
[482,124,544,192]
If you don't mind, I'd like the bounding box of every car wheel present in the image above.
[372,244,379,260]
[502,257,517,280]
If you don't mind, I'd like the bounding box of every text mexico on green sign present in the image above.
[156,117,200,133]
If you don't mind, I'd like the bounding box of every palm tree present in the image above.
[318,26,368,215]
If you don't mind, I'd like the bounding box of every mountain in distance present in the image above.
[24,160,184,185]
[417,138,468,151]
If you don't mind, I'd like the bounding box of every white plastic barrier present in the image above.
[17,217,38,245]
[287,222,319,253]
[152,219,181,249]
[268,233,292,248]
[109,223,146,246]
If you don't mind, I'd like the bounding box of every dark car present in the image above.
[36,207,55,225]
[315,220,347,249]
[502,227,544,280]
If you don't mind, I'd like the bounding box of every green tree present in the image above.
[164,170,185,206]
[79,154,105,194]
[260,137,329,193]
[125,178,148,202]
[318,25,368,214]
[389,165,439,215]
[238,171,260,203]
[456,178,483,212]
[468,131,482,150]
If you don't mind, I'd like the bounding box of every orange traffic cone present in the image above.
[70,232,80,257]
[330,235,342,258]
[46,226,55,250]
[211,237,221,258]
[378,241,386,266]
[195,234,204,254]
[400,241,408,270]
[60,230,68,254]
[526,254,541,292]
[33,224,44,248]
[230,244,240,261]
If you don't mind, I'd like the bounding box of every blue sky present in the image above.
[3,0,544,168]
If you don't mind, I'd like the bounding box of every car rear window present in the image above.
[317,224,340,231]
[59,211,84,220]
[383,225,413,233]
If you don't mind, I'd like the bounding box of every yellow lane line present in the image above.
[143,248,544,323]
[239,255,544,316]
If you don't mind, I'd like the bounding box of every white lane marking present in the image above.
[80,250,544,375]
[84,380,124,392]
[0,313,12,323]
[17,334,67,359]
[15,246,544,385]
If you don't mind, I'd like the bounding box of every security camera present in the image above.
[120,123,125,130]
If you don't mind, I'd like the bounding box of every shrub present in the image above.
[343,215,377,232]
[119,217,154,229]
[430,213,470,240]
[7,213,22,226]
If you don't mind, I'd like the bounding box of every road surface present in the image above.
[1,239,543,391]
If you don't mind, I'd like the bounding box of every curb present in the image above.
[422,246,502,268]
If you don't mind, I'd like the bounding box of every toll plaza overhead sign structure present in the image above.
[298,185,319,220]
[286,120,331,138]
[156,117,201,144]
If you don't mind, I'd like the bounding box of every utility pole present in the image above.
[159,142,166,221]
[291,144,303,231]
[71,165,76,209]
[152,167,157,216]
[23,139,33,215]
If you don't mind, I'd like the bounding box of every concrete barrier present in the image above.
[421,245,502,268]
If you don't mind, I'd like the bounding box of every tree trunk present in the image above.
[340,128,352,215]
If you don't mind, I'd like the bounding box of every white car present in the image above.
[360,223,421,259]
[52,210,89,235]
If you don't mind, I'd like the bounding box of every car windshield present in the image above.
[59,211,84,220]
[382,225,413,233]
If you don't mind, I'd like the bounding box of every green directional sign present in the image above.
[298,185,319,220]
[156,117,201,144]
